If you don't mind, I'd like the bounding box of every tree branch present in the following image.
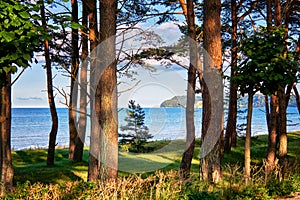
[237,0,259,22]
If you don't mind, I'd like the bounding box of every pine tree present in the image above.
[119,100,152,153]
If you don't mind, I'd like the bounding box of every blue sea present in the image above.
[11,107,300,150]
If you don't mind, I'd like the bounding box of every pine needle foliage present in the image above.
[119,100,153,153]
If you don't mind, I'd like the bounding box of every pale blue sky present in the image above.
[12,22,186,108]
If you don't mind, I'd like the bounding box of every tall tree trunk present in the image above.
[275,0,288,179]
[88,0,100,182]
[98,0,118,181]
[41,0,59,166]
[245,93,253,184]
[201,0,223,183]
[180,0,197,179]
[266,94,278,175]
[69,0,79,160]
[265,0,278,174]
[225,0,238,152]
[74,0,88,162]
[0,74,13,196]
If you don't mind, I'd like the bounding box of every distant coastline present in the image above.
[160,94,299,108]
[160,95,203,108]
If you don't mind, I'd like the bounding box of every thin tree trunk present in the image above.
[41,0,59,166]
[201,0,223,183]
[69,0,79,160]
[293,85,300,114]
[266,0,273,29]
[245,93,253,184]
[285,85,292,109]
[265,95,270,132]
[98,0,118,181]
[180,0,197,179]
[0,74,13,196]
[88,0,100,182]
[225,0,238,152]
[265,0,273,137]
[74,0,88,162]
[294,37,300,113]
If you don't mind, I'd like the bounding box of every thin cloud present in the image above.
[16,97,43,101]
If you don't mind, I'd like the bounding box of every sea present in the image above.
[11,107,300,150]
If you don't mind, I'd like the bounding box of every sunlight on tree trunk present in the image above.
[87,0,100,182]
[98,0,118,181]
[266,95,278,175]
[0,74,13,196]
[278,87,288,179]
[201,0,223,183]
[245,93,253,184]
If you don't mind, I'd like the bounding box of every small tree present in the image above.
[119,100,152,153]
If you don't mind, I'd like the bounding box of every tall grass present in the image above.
[3,132,300,199]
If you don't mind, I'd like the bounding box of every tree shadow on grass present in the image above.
[12,149,88,185]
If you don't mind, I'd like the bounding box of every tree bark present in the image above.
[74,0,88,162]
[266,0,273,29]
[179,0,197,179]
[266,94,278,175]
[69,0,79,160]
[245,93,253,184]
[88,0,100,182]
[274,0,289,179]
[201,0,223,183]
[97,0,118,181]
[274,0,281,26]
[278,87,288,179]
[0,74,13,196]
[225,0,238,152]
[41,0,59,166]
[265,0,278,175]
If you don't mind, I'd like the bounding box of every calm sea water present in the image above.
[11,107,300,150]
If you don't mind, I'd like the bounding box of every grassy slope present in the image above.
[12,132,300,186]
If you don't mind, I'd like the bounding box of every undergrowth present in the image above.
[2,132,300,199]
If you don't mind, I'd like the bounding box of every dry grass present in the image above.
[4,132,300,199]
[6,170,196,200]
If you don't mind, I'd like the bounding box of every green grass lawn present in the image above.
[8,132,300,199]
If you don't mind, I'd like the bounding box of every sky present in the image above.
[11,19,300,108]
[12,22,187,108]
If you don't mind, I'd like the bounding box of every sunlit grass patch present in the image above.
[119,139,185,173]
